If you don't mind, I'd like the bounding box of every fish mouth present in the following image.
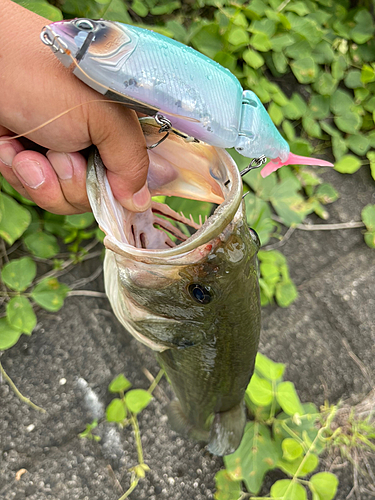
[87,118,243,263]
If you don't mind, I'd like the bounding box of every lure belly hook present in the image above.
[40,19,333,176]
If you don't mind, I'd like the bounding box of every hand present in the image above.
[0,0,151,215]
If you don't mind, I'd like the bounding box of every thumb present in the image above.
[88,102,151,212]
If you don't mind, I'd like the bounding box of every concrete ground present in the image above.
[0,165,374,500]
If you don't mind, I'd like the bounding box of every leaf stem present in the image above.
[131,413,144,466]
[0,361,46,413]
[148,369,164,395]
[117,475,139,500]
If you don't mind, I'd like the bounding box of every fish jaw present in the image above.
[261,152,334,177]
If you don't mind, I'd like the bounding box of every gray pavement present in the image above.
[0,165,374,500]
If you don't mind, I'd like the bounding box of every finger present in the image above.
[0,136,33,199]
[46,150,90,210]
[0,135,25,168]
[88,104,151,212]
[11,151,86,214]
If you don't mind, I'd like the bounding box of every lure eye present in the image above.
[188,284,212,305]
[74,19,95,31]
[249,228,261,248]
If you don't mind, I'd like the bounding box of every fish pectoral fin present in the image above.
[207,402,246,456]
[166,400,210,443]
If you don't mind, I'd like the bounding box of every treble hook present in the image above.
[240,155,267,177]
[241,155,267,199]
[148,114,172,149]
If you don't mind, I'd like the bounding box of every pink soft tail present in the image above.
[261,153,334,178]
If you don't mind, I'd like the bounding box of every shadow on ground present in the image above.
[1,166,374,500]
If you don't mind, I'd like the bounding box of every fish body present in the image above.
[86,119,261,455]
[40,18,335,174]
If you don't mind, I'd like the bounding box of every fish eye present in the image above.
[188,283,212,305]
[249,228,260,248]
[74,19,95,31]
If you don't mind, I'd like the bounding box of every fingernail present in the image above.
[13,159,45,188]
[132,183,151,211]
[46,151,74,180]
[0,141,16,167]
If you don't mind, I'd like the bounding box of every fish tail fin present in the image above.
[166,400,210,442]
[207,402,246,456]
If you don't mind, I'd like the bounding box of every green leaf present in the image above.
[272,51,288,74]
[361,64,375,84]
[0,193,31,245]
[270,479,307,499]
[214,470,242,500]
[6,297,36,335]
[125,389,152,414]
[334,155,362,174]
[16,0,62,20]
[309,472,339,500]
[367,151,375,181]
[250,32,272,52]
[285,1,310,16]
[346,135,370,156]
[276,280,298,307]
[243,49,264,69]
[330,89,354,115]
[102,0,132,23]
[150,1,180,15]
[270,33,295,52]
[291,57,318,84]
[106,398,126,422]
[31,278,70,312]
[276,381,304,416]
[65,213,95,229]
[316,184,339,204]
[350,9,374,44]
[1,257,36,291]
[282,93,307,120]
[24,232,59,259]
[278,453,319,477]
[268,102,283,126]
[255,352,285,381]
[311,41,334,65]
[0,317,23,350]
[334,112,362,134]
[344,70,364,89]
[362,205,375,231]
[227,27,250,47]
[332,136,348,161]
[331,56,347,80]
[244,194,275,246]
[270,180,310,226]
[191,23,224,59]
[214,52,237,73]
[224,422,281,494]
[247,373,273,406]
[282,438,304,461]
[109,374,132,393]
[302,116,321,139]
[312,73,337,96]
[308,95,330,120]
[364,231,375,248]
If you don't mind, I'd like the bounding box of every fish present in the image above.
[40,18,333,176]
[86,118,261,455]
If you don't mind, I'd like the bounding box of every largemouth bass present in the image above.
[87,119,261,456]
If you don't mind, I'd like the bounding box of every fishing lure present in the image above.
[40,18,332,177]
